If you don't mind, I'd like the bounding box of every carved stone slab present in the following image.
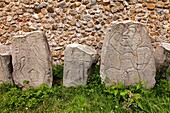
[12,31,52,88]
[100,21,156,88]
[154,42,170,80]
[0,55,13,84]
[63,44,98,87]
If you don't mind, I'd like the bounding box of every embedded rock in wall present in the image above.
[12,31,52,88]
[100,21,156,88]
[154,42,170,80]
[63,44,98,87]
[0,55,13,84]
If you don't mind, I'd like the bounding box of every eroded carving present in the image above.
[12,31,52,88]
[63,44,98,87]
[100,21,156,88]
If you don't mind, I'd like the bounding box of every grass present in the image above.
[0,65,169,113]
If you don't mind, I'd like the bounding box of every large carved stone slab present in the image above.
[12,31,52,88]
[100,21,156,88]
[63,44,98,87]
[154,42,170,80]
[0,55,13,84]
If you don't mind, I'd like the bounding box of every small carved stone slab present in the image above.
[0,54,13,84]
[100,21,156,88]
[12,31,52,88]
[63,44,98,87]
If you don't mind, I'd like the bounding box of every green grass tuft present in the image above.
[0,65,169,113]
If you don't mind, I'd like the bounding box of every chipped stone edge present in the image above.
[66,43,97,56]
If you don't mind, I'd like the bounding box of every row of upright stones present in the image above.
[64,21,157,88]
[63,20,170,88]
[0,0,170,65]
[0,21,170,89]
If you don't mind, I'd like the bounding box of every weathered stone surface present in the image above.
[0,54,13,84]
[154,42,170,80]
[0,45,11,55]
[12,31,52,88]
[63,44,98,87]
[100,21,156,88]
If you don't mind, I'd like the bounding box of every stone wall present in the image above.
[0,0,169,65]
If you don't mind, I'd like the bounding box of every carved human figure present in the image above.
[100,21,156,88]
[63,44,98,87]
[13,37,27,79]
[64,49,85,85]
[12,31,52,88]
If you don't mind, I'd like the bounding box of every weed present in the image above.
[52,65,63,85]
[0,65,169,113]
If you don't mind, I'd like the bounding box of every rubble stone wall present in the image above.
[0,0,169,65]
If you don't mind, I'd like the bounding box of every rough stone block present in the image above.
[100,21,156,88]
[12,31,52,88]
[154,42,170,80]
[63,44,98,87]
[0,54,13,84]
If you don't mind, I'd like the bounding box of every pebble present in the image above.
[43,23,51,29]
[49,39,57,46]
[60,2,67,8]
[39,2,47,9]
[87,21,94,28]
[34,5,41,13]
[54,8,60,14]
[32,14,39,19]
[147,3,155,10]
[58,23,63,28]
[6,16,12,21]
[47,17,55,23]
[82,0,89,5]
[52,24,57,30]
[104,5,110,11]
[22,25,31,32]
[103,0,110,3]
[4,0,10,4]
[76,21,82,28]
[41,8,47,15]
[53,47,62,51]
[29,25,38,31]
[47,6,54,13]
[82,14,92,21]
[95,25,101,30]
[70,18,76,26]
[91,0,96,4]
[0,29,5,36]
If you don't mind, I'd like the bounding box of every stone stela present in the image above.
[63,44,98,87]
[12,31,52,88]
[100,21,156,88]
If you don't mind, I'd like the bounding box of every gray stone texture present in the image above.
[100,21,156,88]
[12,31,52,88]
[0,45,11,55]
[0,54,13,84]
[154,42,170,81]
[63,44,98,87]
